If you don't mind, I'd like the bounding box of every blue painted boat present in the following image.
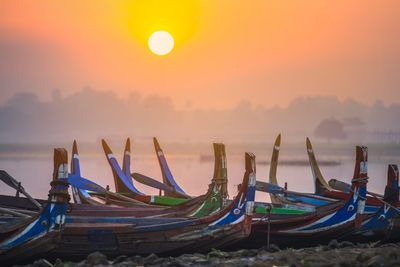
[48,152,257,258]
[264,135,400,242]
[101,138,229,209]
[0,148,70,264]
[238,146,380,248]
[266,135,383,214]
[66,140,230,218]
[0,148,257,261]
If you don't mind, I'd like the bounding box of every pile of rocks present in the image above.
[15,241,400,267]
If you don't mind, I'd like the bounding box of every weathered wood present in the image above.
[0,170,42,210]
[0,206,30,218]
[0,147,70,264]
[0,206,37,216]
[49,153,255,257]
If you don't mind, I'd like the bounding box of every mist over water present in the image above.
[1,88,400,144]
[1,90,399,201]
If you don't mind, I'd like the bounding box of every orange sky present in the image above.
[0,1,399,109]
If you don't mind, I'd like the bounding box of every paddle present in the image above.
[256,180,284,195]
[131,172,175,193]
[68,174,146,205]
[255,180,337,201]
[329,179,385,198]
[0,206,31,218]
[68,174,106,193]
[0,170,42,210]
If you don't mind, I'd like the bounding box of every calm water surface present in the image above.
[0,152,394,202]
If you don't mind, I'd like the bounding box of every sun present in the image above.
[148,31,174,56]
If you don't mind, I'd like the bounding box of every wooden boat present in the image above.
[151,137,230,203]
[265,134,338,207]
[238,145,379,248]
[266,136,380,213]
[86,139,229,216]
[64,142,315,222]
[99,138,189,205]
[147,137,317,217]
[105,138,227,206]
[297,138,398,216]
[306,137,383,208]
[69,139,151,207]
[305,139,400,242]
[0,170,43,215]
[0,140,230,219]
[138,139,298,217]
[262,136,400,243]
[69,138,194,207]
[308,138,399,204]
[0,148,70,265]
[0,148,256,262]
[49,149,256,258]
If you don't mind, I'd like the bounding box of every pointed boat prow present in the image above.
[245,152,256,214]
[122,138,131,178]
[71,140,80,176]
[306,137,333,194]
[269,134,286,204]
[269,134,281,186]
[102,139,143,195]
[212,143,228,201]
[384,164,399,204]
[351,146,369,227]
[210,152,256,229]
[153,137,189,198]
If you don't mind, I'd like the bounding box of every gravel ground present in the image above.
[15,241,400,267]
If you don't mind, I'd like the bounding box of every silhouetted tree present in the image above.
[314,118,346,142]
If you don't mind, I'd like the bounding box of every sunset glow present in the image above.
[0,1,399,109]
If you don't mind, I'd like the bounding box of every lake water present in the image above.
[0,151,395,202]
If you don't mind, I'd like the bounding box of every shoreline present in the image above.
[16,240,400,267]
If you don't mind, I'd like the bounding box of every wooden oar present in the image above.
[0,206,31,218]
[0,170,42,210]
[256,180,337,201]
[329,179,385,198]
[0,206,37,216]
[69,174,146,205]
[105,190,147,205]
[132,172,175,193]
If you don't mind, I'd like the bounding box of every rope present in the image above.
[351,177,369,183]
[49,179,71,202]
[254,205,272,224]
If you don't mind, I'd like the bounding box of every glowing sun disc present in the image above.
[148,31,174,56]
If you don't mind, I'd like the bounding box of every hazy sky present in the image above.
[1,1,399,109]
